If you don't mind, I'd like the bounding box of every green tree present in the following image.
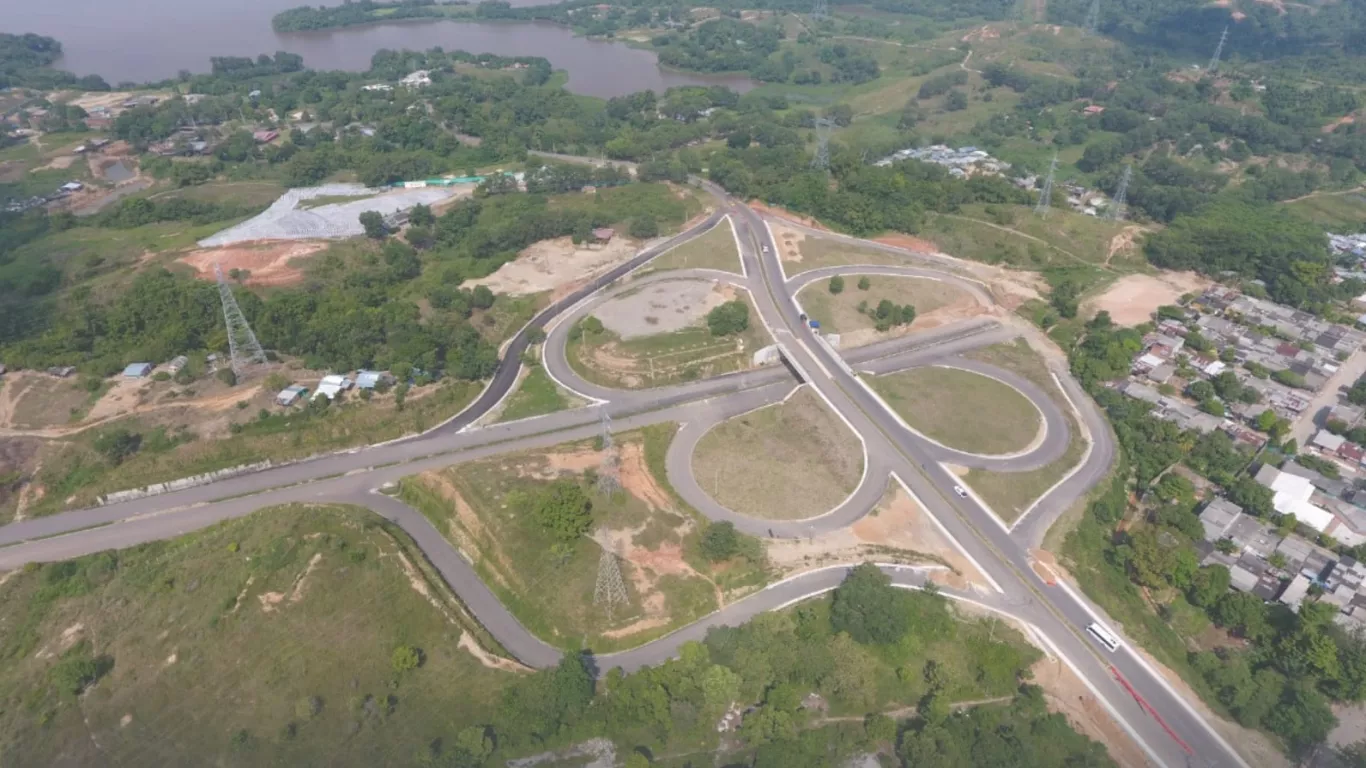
[391,645,423,673]
[829,275,845,294]
[628,215,659,239]
[706,300,749,336]
[857,276,870,290]
[699,521,740,561]
[830,563,910,645]
[359,210,387,239]
[93,428,142,465]
[531,480,593,543]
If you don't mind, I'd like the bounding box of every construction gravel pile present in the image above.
[197,183,466,247]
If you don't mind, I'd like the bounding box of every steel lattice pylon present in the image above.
[1107,164,1132,222]
[811,117,833,171]
[216,263,267,379]
[593,545,629,619]
[1208,26,1228,73]
[1083,0,1100,34]
[1034,153,1058,217]
[596,408,620,497]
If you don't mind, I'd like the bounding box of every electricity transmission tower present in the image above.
[1208,26,1228,73]
[215,263,267,379]
[811,118,833,171]
[596,408,620,497]
[811,0,828,19]
[1107,164,1132,222]
[593,546,629,619]
[1083,0,1100,34]
[1034,153,1058,217]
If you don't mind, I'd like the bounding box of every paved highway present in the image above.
[0,183,1240,767]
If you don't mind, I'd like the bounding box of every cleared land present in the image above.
[0,504,513,767]
[921,204,1144,272]
[1083,271,1210,326]
[771,223,906,275]
[495,362,579,423]
[645,219,741,274]
[401,426,735,651]
[959,340,1086,523]
[692,387,864,520]
[870,366,1042,455]
[470,235,641,298]
[1284,190,1366,229]
[568,285,772,389]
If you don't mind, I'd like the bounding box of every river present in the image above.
[2,0,753,99]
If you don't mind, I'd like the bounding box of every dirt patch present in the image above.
[1103,225,1144,266]
[32,154,77,172]
[747,200,830,231]
[618,442,672,511]
[64,90,173,112]
[595,279,727,339]
[257,591,286,612]
[178,240,329,287]
[602,616,671,638]
[289,552,323,603]
[540,449,603,477]
[457,631,528,673]
[768,484,992,592]
[417,472,521,591]
[1324,113,1357,134]
[0,373,38,428]
[875,233,942,253]
[1083,272,1210,326]
[1030,657,1150,768]
[470,236,640,297]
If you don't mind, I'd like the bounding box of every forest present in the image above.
[272,0,447,32]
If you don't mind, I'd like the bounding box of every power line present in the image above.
[215,263,267,380]
[1034,153,1058,217]
[1107,164,1132,222]
[1083,0,1100,34]
[811,117,833,171]
[1208,26,1228,73]
[596,408,619,497]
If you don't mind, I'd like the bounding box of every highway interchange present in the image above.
[0,185,1247,768]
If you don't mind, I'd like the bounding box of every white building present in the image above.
[313,374,354,401]
[1266,467,1336,532]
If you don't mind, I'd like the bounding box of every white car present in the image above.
[761,245,770,254]
[953,485,968,498]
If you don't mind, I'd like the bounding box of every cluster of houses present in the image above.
[273,370,395,406]
[1119,287,1365,439]
[1198,460,1366,629]
[874,145,1010,179]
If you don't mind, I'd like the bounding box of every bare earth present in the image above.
[178,241,330,287]
[1085,272,1211,326]
[471,236,639,297]
[595,279,727,339]
[767,484,993,593]
[1030,657,1151,768]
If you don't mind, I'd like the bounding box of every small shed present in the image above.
[166,355,189,375]
[60,181,84,192]
[591,227,615,243]
[313,374,354,401]
[276,385,308,406]
[123,362,154,378]
[355,370,394,390]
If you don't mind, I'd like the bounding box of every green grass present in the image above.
[957,340,1088,523]
[568,291,772,389]
[692,387,863,520]
[146,181,286,208]
[473,292,548,346]
[496,363,574,423]
[797,273,966,335]
[644,219,742,274]
[1283,189,1366,230]
[28,380,484,515]
[400,430,722,652]
[920,203,1144,272]
[870,366,1042,455]
[297,192,375,210]
[782,236,908,275]
[0,504,514,767]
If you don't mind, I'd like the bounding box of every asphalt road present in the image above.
[0,180,1242,768]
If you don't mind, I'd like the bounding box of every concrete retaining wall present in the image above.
[98,461,274,506]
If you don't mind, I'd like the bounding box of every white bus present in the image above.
[1086,622,1121,653]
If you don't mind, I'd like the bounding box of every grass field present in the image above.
[473,292,548,346]
[147,181,287,208]
[692,387,863,520]
[1284,190,1366,230]
[958,340,1087,523]
[869,366,1041,455]
[401,427,725,652]
[644,220,742,274]
[0,504,513,767]
[496,362,576,423]
[567,291,772,389]
[796,274,965,334]
[781,235,907,275]
[921,204,1142,272]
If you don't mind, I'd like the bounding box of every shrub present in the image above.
[829,275,844,294]
[217,367,237,386]
[857,276,870,290]
[391,645,423,673]
[706,300,749,336]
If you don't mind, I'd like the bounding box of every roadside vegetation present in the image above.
[643,218,742,274]
[798,274,962,339]
[495,359,577,423]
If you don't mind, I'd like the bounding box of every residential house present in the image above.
[355,370,394,390]
[1279,574,1313,610]
[1200,498,1243,542]
[313,374,354,401]
[166,355,188,375]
